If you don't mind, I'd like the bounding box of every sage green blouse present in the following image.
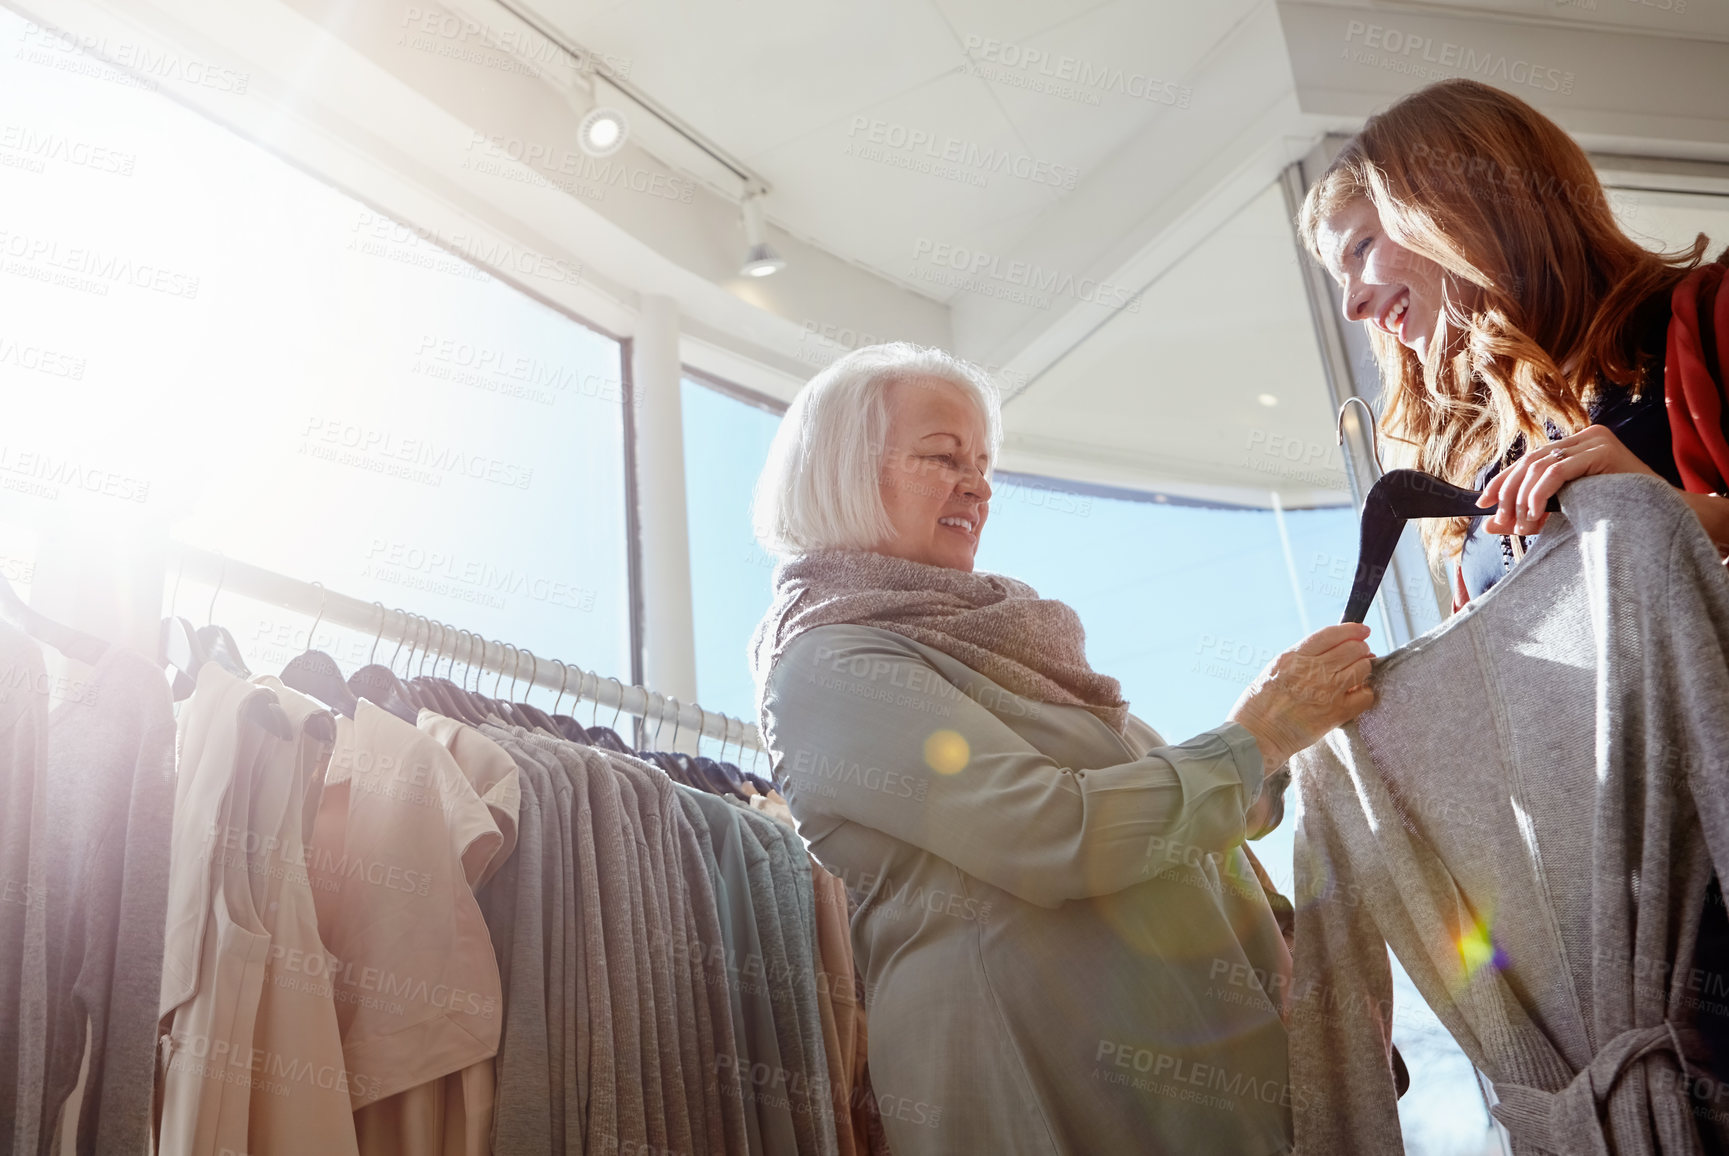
[761,623,1294,1156]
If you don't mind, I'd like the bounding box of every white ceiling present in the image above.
[1005,181,1349,506]
[17,0,1725,507]
[505,0,1729,506]
[526,0,1264,306]
[515,0,1355,501]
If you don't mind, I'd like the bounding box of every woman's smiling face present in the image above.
[875,376,993,571]
[1316,197,1449,361]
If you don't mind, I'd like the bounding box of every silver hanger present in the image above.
[306,582,327,648]
[1336,395,1385,475]
[552,660,570,714]
[206,554,227,625]
[366,603,388,665]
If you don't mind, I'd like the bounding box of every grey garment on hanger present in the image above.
[1291,474,1729,1156]
[605,752,698,1156]
[33,650,176,1156]
[523,737,608,1156]
[672,787,754,1156]
[475,728,556,1154]
[760,622,1290,1156]
[599,749,675,1154]
[730,800,829,1156]
[629,758,727,1156]
[682,789,804,1155]
[1,627,49,1156]
[518,733,582,1154]
[734,800,841,1156]
[567,741,652,1152]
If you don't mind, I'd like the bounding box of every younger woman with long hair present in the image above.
[1299,78,1729,606]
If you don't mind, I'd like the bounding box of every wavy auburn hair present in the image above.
[1298,79,1707,567]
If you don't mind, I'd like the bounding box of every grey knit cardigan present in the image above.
[1290,474,1729,1155]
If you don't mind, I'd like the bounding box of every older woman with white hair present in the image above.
[749,343,1374,1155]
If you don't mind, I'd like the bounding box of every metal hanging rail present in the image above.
[165,543,764,755]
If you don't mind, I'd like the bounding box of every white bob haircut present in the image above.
[752,342,1004,557]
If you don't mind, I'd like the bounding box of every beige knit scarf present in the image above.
[750,549,1128,734]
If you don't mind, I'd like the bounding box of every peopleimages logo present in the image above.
[910,238,1138,313]
[0,124,136,176]
[845,118,1078,190]
[20,22,250,94]
[0,335,86,380]
[1340,21,1575,95]
[464,133,695,203]
[962,36,1192,109]
[0,228,200,299]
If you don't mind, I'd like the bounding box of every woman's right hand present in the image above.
[1227,623,1376,770]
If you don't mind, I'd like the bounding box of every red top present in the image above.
[1667,255,1729,496]
[1449,254,1729,612]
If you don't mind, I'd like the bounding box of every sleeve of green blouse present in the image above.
[763,625,1265,909]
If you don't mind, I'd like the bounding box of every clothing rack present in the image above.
[165,543,765,754]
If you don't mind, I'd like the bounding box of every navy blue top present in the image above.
[1460,293,1676,599]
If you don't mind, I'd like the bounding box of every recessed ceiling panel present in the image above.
[1002,180,1349,505]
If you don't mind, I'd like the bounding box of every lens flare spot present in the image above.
[924,730,970,775]
[1457,918,1508,980]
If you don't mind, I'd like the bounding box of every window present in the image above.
[974,480,1364,892]
[680,376,782,756]
[0,6,631,681]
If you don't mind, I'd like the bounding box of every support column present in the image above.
[629,294,699,743]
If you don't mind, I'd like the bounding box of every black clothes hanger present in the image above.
[158,557,209,700]
[0,574,110,667]
[459,633,510,724]
[636,696,680,762]
[160,618,202,700]
[1334,399,1560,625]
[694,757,747,800]
[549,660,589,740]
[585,677,634,753]
[554,668,610,744]
[494,645,543,731]
[281,583,359,719]
[196,556,252,678]
[245,685,295,741]
[653,707,707,791]
[509,651,562,735]
[711,755,755,797]
[1339,468,1560,624]
[688,709,748,799]
[640,705,745,800]
[409,622,474,723]
[402,617,460,718]
[709,720,753,796]
[346,606,420,724]
[741,743,777,797]
[455,634,516,723]
[428,629,490,727]
[468,642,529,728]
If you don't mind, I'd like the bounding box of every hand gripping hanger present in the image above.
[1336,398,1558,624]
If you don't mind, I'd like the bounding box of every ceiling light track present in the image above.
[487,0,772,196]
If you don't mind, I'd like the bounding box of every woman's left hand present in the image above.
[1476,425,1659,537]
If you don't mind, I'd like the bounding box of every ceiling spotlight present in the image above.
[578,107,628,157]
[1257,393,1279,407]
[739,191,785,278]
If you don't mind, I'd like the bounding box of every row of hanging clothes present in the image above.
[0,573,892,1156]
